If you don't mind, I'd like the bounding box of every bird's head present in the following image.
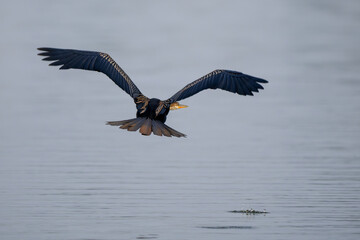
[170,102,188,110]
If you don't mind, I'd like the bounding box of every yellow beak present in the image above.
[170,102,188,110]
[176,104,188,109]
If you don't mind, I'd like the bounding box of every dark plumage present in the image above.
[38,47,268,137]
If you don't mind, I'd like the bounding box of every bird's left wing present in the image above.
[167,69,268,103]
[38,47,142,99]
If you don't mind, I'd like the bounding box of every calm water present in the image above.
[1,1,360,239]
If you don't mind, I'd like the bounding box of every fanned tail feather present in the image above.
[106,118,186,137]
[128,118,146,131]
[162,123,186,138]
[139,118,152,136]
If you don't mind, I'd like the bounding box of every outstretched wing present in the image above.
[38,47,143,99]
[167,69,268,103]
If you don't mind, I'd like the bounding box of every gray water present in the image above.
[1,1,360,239]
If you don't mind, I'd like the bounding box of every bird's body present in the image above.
[136,97,169,122]
[38,47,268,137]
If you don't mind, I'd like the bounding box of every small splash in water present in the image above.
[229,209,269,214]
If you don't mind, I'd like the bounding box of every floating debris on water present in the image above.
[229,209,269,214]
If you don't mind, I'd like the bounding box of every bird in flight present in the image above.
[38,47,268,137]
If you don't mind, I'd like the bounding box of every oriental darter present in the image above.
[38,47,268,137]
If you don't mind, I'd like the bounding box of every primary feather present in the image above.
[167,69,268,103]
[37,47,142,99]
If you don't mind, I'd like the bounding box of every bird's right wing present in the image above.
[167,69,268,103]
[38,47,143,99]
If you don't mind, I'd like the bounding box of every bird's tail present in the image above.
[106,118,186,138]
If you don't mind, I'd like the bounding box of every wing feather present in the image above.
[38,47,142,99]
[167,69,267,102]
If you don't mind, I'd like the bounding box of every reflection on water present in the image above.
[200,226,253,229]
[1,0,360,240]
